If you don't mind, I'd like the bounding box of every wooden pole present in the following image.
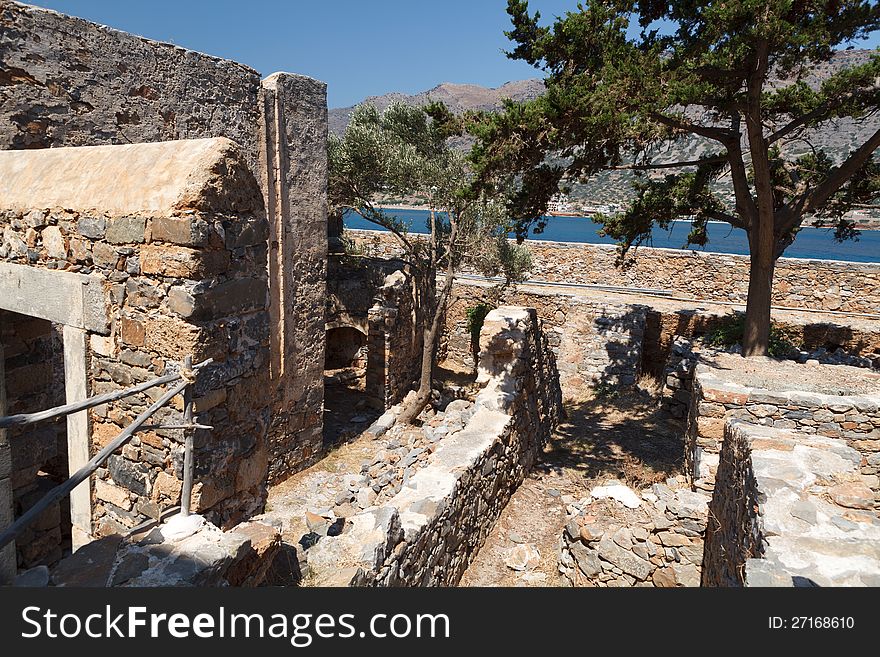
[0,358,212,429]
[0,377,189,551]
[180,355,195,517]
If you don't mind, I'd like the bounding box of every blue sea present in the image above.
[343,208,880,264]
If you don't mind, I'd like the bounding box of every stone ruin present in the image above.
[1,1,879,588]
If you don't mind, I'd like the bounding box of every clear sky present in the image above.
[27,1,880,109]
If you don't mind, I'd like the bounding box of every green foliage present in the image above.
[704,313,803,357]
[591,381,620,399]
[469,1,880,258]
[465,303,494,347]
[341,235,366,256]
[329,101,529,282]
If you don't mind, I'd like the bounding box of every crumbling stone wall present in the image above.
[327,255,423,409]
[703,420,880,587]
[685,359,880,498]
[2,1,329,483]
[307,306,564,586]
[349,229,880,315]
[366,270,421,409]
[558,482,709,587]
[0,139,273,560]
[0,1,262,163]
[1,312,69,569]
[444,280,646,397]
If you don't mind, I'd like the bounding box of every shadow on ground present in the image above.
[537,387,685,489]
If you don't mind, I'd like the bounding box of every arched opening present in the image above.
[324,326,367,374]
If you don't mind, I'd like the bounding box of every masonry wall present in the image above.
[348,229,880,315]
[0,1,262,165]
[307,307,564,586]
[328,255,423,409]
[259,73,328,481]
[685,361,880,500]
[703,420,880,587]
[1,1,329,483]
[444,281,646,397]
[0,139,274,561]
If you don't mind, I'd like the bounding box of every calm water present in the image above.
[344,208,880,263]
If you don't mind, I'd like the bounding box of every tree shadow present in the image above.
[321,379,381,450]
[536,388,685,489]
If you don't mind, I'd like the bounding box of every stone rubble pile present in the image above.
[558,477,710,587]
[261,396,477,580]
[340,398,476,510]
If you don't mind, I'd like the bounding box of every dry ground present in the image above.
[460,379,684,587]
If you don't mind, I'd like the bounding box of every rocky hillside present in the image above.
[331,50,879,211]
[329,79,545,135]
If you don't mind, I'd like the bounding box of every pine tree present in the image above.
[472,0,880,355]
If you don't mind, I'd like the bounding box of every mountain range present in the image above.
[329,50,879,211]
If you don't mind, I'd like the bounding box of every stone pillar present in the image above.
[259,73,328,481]
[0,319,16,583]
[62,325,91,550]
[366,303,393,409]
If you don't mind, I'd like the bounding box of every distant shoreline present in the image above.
[376,204,879,230]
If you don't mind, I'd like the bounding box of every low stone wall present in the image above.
[348,229,880,315]
[685,358,880,500]
[444,280,646,397]
[660,338,699,419]
[306,306,563,586]
[558,481,709,587]
[703,420,880,587]
[106,519,281,587]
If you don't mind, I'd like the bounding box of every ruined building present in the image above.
[1,2,878,587]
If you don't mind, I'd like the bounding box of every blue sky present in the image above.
[29,1,880,108]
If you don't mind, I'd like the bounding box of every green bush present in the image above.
[466,303,493,346]
[703,312,802,357]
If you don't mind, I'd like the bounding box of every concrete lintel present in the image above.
[0,262,107,332]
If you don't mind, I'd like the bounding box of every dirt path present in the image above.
[460,384,683,587]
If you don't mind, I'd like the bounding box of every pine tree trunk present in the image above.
[742,225,774,357]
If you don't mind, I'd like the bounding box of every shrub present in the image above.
[703,312,802,357]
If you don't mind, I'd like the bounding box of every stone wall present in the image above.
[1,312,68,570]
[0,139,274,573]
[259,73,328,482]
[558,481,709,587]
[348,229,880,315]
[0,1,261,164]
[2,1,329,483]
[444,281,646,397]
[327,255,423,409]
[306,306,564,586]
[703,420,880,587]
[685,357,880,500]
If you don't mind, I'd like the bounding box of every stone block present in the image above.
[150,216,213,247]
[108,454,151,497]
[95,479,132,511]
[105,216,146,244]
[120,316,146,347]
[77,216,106,239]
[140,243,230,278]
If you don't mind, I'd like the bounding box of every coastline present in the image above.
[376,205,879,230]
